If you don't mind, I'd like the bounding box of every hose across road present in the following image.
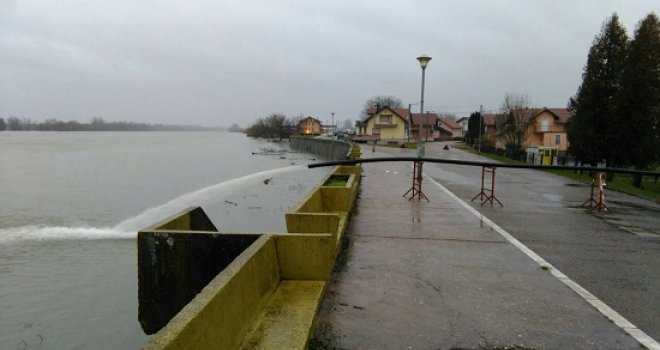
[308,157,660,177]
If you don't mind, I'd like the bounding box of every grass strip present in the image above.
[456,145,660,202]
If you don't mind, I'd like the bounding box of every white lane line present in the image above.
[424,174,660,350]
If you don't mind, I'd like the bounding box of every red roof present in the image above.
[483,113,496,126]
[542,108,572,123]
[439,118,461,129]
[299,116,321,124]
[438,124,454,134]
[411,113,437,125]
[366,107,411,121]
[481,108,571,127]
[513,108,572,123]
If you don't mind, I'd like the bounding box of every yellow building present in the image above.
[298,116,322,135]
[358,106,410,142]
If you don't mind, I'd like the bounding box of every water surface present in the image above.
[0,131,329,349]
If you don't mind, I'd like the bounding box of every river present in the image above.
[0,131,329,349]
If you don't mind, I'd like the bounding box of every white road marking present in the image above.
[425,174,660,350]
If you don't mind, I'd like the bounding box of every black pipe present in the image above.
[308,157,660,177]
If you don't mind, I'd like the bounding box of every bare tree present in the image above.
[495,93,532,158]
[342,119,353,130]
[245,113,295,141]
[359,95,403,120]
[437,113,457,121]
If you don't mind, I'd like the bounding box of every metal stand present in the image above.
[471,166,503,207]
[580,180,598,209]
[403,161,429,202]
[584,172,608,213]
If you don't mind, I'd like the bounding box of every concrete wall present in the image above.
[137,147,362,349]
[289,137,351,160]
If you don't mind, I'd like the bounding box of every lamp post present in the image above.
[478,104,483,153]
[402,55,431,202]
[416,55,431,156]
[331,112,335,139]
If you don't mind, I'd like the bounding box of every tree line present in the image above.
[463,12,659,188]
[568,13,659,185]
[245,113,356,140]
[245,114,296,141]
[0,116,221,132]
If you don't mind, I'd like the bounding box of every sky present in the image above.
[1,1,658,127]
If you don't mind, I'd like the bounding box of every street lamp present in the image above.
[402,55,431,202]
[417,55,431,113]
[416,54,431,156]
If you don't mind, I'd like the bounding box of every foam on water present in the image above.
[114,165,305,232]
[0,225,133,243]
[0,165,307,243]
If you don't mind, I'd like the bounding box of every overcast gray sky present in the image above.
[1,1,657,127]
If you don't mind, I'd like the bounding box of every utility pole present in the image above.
[331,112,335,139]
[408,103,413,142]
[478,104,483,153]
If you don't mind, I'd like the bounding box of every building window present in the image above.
[541,120,549,132]
[373,127,381,135]
[380,115,392,124]
[555,134,561,145]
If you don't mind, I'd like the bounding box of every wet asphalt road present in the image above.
[418,142,660,341]
[312,142,659,349]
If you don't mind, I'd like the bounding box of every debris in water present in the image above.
[224,200,238,206]
[252,147,287,156]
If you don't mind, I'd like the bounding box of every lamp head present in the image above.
[417,55,432,69]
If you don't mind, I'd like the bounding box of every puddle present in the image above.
[608,200,660,214]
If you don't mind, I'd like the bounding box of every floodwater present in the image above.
[0,132,329,349]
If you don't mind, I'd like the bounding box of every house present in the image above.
[411,113,437,142]
[523,108,571,164]
[524,108,571,151]
[354,106,411,143]
[298,116,322,135]
[456,117,469,139]
[436,118,462,141]
[482,113,498,148]
[480,108,572,162]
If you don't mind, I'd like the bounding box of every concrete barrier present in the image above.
[285,168,360,249]
[137,141,361,349]
[289,136,351,161]
[140,227,335,349]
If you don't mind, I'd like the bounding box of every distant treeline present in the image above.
[0,117,224,132]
